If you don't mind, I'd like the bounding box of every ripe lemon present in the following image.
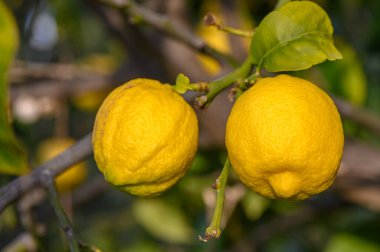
[37,138,87,192]
[92,78,198,197]
[226,75,344,200]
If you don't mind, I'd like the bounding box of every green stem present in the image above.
[46,181,80,252]
[204,13,254,38]
[197,57,252,108]
[189,82,209,92]
[201,159,231,241]
[218,26,254,38]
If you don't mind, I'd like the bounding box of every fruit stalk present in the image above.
[201,158,231,241]
[197,57,252,108]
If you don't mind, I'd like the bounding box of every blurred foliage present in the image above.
[0,1,28,176]
[1,0,380,251]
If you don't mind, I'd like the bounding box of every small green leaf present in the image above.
[0,2,29,175]
[173,73,192,94]
[250,1,342,72]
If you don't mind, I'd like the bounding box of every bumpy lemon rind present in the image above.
[226,75,344,200]
[92,78,198,197]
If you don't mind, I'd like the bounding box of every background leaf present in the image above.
[250,1,342,72]
[0,2,28,175]
[324,233,380,252]
[132,199,194,245]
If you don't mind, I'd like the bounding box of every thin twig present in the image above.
[10,62,110,99]
[46,181,80,252]
[46,179,102,252]
[99,0,238,67]
[0,133,93,214]
[333,97,380,136]
[203,13,254,38]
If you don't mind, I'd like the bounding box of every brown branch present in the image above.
[10,62,110,99]
[0,133,93,214]
[99,0,238,67]
[46,181,80,251]
[333,96,380,136]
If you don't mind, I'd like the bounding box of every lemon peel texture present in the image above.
[92,78,199,197]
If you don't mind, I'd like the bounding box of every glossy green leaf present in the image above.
[250,1,342,72]
[132,199,193,244]
[0,2,28,175]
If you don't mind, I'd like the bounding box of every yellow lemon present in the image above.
[92,78,198,197]
[37,138,87,192]
[226,75,344,200]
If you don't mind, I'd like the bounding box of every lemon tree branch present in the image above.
[46,179,101,252]
[196,57,253,108]
[0,133,93,214]
[333,97,380,137]
[46,181,81,252]
[99,0,238,67]
[200,158,231,242]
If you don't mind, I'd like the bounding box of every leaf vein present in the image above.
[257,30,330,69]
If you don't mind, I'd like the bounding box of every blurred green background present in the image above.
[1,0,380,251]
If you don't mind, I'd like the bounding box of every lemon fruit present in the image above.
[92,78,198,197]
[37,138,87,192]
[226,75,344,200]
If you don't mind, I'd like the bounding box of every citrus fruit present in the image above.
[37,138,87,192]
[225,75,344,200]
[92,78,198,197]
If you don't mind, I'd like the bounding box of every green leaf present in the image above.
[319,39,367,105]
[173,73,192,94]
[250,1,342,72]
[241,191,269,220]
[132,199,193,245]
[0,2,29,175]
